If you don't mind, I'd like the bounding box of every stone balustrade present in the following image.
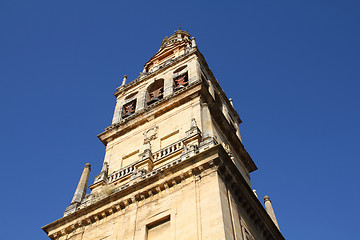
[107,140,184,184]
[108,164,136,183]
[152,140,184,162]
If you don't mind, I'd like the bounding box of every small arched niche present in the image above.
[125,91,138,100]
[147,79,164,105]
[173,65,187,74]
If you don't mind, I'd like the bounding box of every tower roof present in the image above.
[159,28,191,50]
[144,27,192,73]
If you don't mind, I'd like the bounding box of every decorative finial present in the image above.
[190,118,197,129]
[64,163,92,216]
[122,75,127,86]
[100,162,108,173]
[191,37,196,48]
[253,189,258,198]
[264,195,280,229]
[178,24,181,30]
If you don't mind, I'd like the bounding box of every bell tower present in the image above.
[42,28,284,240]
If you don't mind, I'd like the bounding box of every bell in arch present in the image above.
[174,74,188,91]
[147,79,164,105]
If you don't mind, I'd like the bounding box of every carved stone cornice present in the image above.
[42,144,282,240]
[42,140,218,239]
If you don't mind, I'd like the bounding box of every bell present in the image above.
[147,98,160,105]
[175,84,186,91]
[147,88,163,105]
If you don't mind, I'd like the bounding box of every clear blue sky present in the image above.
[1,1,359,239]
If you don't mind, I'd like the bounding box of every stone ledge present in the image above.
[98,80,203,146]
[42,143,283,240]
[42,142,221,239]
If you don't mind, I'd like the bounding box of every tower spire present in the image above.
[264,195,280,229]
[64,163,91,216]
[70,163,91,205]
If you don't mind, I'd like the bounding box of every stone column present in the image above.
[207,80,215,99]
[264,196,280,229]
[201,102,213,141]
[136,90,146,111]
[235,120,242,142]
[163,74,174,97]
[192,61,202,84]
[222,102,230,122]
[112,99,123,124]
[70,163,91,206]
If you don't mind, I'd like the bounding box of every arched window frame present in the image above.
[146,79,165,105]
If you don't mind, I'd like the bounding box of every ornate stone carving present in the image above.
[185,118,201,138]
[181,143,199,160]
[223,143,235,160]
[129,168,147,181]
[94,162,108,184]
[143,126,158,144]
[190,118,197,129]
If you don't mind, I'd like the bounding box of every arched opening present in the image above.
[147,79,164,105]
[125,91,138,100]
[173,65,187,74]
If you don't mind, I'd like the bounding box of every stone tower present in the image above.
[42,28,284,240]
